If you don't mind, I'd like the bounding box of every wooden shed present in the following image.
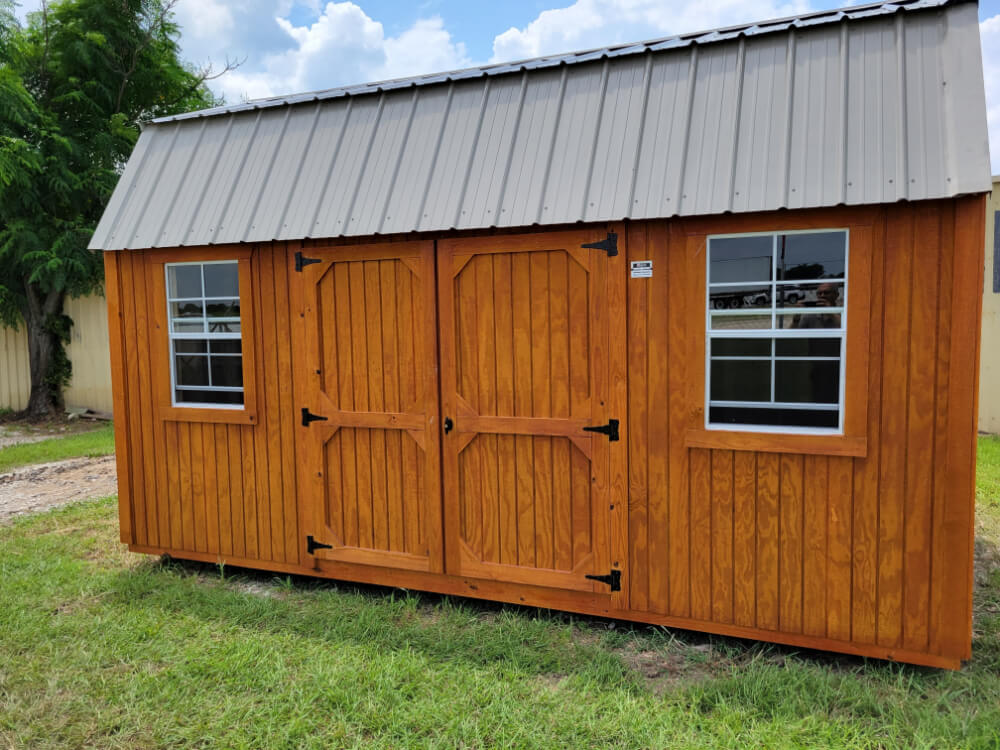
[92,0,992,669]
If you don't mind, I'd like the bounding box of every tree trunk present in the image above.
[22,283,67,419]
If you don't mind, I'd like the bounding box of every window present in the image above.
[706,230,848,432]
[165,261,244,407]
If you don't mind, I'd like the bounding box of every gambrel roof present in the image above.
[90,0,992,250]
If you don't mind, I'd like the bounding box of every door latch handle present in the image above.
[443,417,454,434]
[583,419,619,442]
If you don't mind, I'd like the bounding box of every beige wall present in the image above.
[0,293,112,414]
[982,177,1000,433]
[0,323,30,412]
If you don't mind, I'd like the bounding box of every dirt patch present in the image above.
[0,417,109,449]
[0,430,50,450]
[975,536,1000,588]
[0,456,118,524]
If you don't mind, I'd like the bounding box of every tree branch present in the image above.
[112,0,179,111]
[156,55,244,111]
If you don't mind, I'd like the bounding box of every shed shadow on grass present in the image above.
[106,553,962,695]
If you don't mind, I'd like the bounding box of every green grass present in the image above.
[0,422,115,473]
[0,442,998,748]
[978,434,1000,538]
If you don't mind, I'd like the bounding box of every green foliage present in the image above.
[42,310,72,389]
[0,0,221,411]
[978,434,1000,540]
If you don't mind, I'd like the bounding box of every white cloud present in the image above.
[210,2,470,102]
[174,0,235,46]
[983,15,1000,174]
[490,0,813,62]
[381,17,470,81]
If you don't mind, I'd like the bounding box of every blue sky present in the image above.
[12,0,1000,171]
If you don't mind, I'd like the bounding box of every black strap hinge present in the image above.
[295,251,321,272]
[306,535,333,554]
[301,407,328,427]
[586,569,622,592]
[583,418,619,442]
[581,232,618,257]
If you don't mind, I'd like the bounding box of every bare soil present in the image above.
[0,456,118,524]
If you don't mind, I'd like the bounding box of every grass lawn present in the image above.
[0,422,115,473]
[0,441,998,748]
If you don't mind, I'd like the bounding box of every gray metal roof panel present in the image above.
[275,101,350,241]
[90,0,992,250]
[380,85,452,235]
[496,68,564,227]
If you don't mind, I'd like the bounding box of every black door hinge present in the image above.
[306,535,333,554]
[295,251,321,272]
[586,569,622,592]
[581,232,618,257]
[301,407,328,427]
[583,419,619,442]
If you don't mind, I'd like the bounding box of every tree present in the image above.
[0,0,237,417]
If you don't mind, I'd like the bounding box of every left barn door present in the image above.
[293,241,444,573]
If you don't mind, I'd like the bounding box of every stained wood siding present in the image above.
[105,245,300,565]
[106,196,983,668]
[624,198,983,662]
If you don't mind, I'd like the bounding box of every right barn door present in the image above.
[437,231,617,595]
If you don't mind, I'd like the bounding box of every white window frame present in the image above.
[165,260,245,410]
[704,228,849,436]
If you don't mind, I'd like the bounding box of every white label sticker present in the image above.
[630,260,653,278]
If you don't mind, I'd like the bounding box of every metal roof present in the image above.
[90,0,992,251]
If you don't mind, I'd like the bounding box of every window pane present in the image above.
[205,299,240,318]
[210,356,243,388]
[776,338,841,358]
[777,311,842,330]
[776,282,844,309]
[775,359,840,404]
[167,264,202,298]
[175,354,209,386]
[175,339,208,354]
[172,320,205,333]
[170,301,204,319]
[710,359,770,402]
[709,284,771,310]
[210,340,242,355]
[176,389,244,406]
[777,231,846,280]
[709,406,839,429]
[709,236,773,284]
[711,338,771,357]
[203,262,239,297]
[207,319,241,334]
[711,314,772,330]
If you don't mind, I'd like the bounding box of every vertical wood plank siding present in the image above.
[624,197,982,662]
[107,196,982,667]
[107,244,300,565]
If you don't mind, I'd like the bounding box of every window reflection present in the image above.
[706,230,848,431]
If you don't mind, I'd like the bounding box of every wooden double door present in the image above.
[294,231,620,596]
